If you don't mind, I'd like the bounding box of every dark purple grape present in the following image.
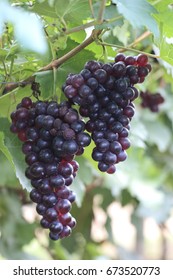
[55,199,71,214]
[92,148,103,162]
[22,141,32,155]
[16,107,29,120]
[38,149,54,163]
[78,84,92,98]
[115,53,125,62]
[56,186,70,199]
[117,150,127,162]
[119,137,131,150]
[21,97,33,108]
[58,162,73,178]
[30,189,42,203]
[46,102,59,117]
[70,120,85,133]
[39,129,51,141]
[103,151,117,165]
[94,69,107,83]
[49,221,63,234]
[36,203,47,215]
[85,60,101,72]
[71,74,84,88]
[65,175,74,186]
[45,208,58,222]
[64,109,78,124]
[35,114,45,128]
[59,212,72,225]
[30,162,45,179]
[67,190,76,203]
[98,162,109,172]
[80,68,92,79]
[68,217,76,229]
[59,225,72,238]
[49,175,65,188]
[110,141,122,154]
[26,127,39,141]
[125,56,136,65]
[136,54,148,66]
[39,178,52,194]
[42,115,54,130]
[45,162,58,176]
[35,101,47,115]
[112,62,126,77]
[97,139,109,152]
[115,78,128,92]
[42,193,57,207]
[76,132,91,147]
[52,136,64,152]
[49,232,60,240]
[25,152,38,165]
[62,140,78,155]
[40,218,50,228]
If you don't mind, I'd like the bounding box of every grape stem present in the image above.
[97,0,107,24]
[88,0,95,18]
[64,20,96,35]
[98,41,160,58]
[118,31,152,52]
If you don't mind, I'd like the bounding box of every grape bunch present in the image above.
[62,53,152,173]
[10,97,91,240]
[140,91,164,112]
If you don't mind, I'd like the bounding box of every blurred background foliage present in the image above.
[0,0,173,260]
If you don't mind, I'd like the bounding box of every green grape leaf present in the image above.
[71,175,85,208]
[0,86,33,118]
[31,1,57,17]
[55,0,91,25]
[0,118,32,192]
[143,119,172,152]
[93,2,124,29]
[150,0,173,65]
[148,0,173,11]
[0,131,14,166]
[159,37,173,66]
[113,0,159,38]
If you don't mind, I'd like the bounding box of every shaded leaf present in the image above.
[0,118,32,192]
[55,0,91,25]
[71,175,85,207]
[113,0,159,37]
[0,1,48,54]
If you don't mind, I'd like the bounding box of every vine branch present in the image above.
[42,29,101,71]
[2,29,102,95]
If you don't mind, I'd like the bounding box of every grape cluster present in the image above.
[140,91,164,112]
[62,53,151,173]
[10,97,91,240]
